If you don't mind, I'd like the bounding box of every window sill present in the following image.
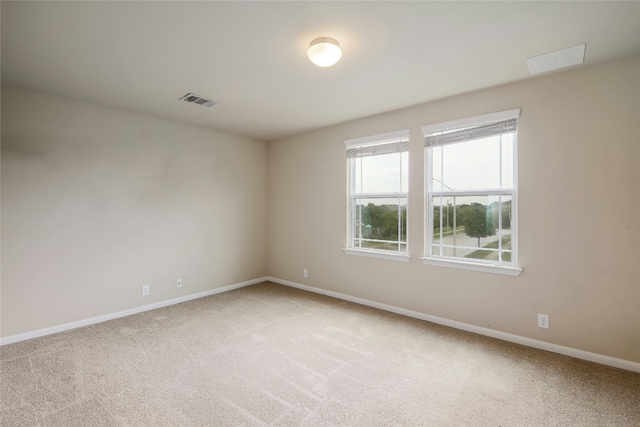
[343,248,411,262]
[419,257,522,276]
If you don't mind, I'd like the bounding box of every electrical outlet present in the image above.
[303,269,308,278]
[177,278,182,288]
[142,285,150,296]
[538,313,549,329]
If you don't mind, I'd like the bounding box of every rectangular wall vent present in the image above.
[527,44,586,75]
[180,93,217,108]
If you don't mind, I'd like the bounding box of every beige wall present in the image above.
[2,58,638,364]
[268,57,640,363]
[1,87,268,337]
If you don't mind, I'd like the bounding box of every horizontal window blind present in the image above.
[345,129,410,158]
[424,118,517,147]
[346,139,409,158]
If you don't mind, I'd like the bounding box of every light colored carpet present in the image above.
[1,281,639,426]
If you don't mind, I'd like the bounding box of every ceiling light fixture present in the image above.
[307,37,342,67]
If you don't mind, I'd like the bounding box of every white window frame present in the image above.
[343,129,411,262]
[420,110,522,276]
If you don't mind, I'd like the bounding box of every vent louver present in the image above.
[180,93,217,108]
[527,44,586,75]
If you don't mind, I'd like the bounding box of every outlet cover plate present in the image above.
[538,313,549,329]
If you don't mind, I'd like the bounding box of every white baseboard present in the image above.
[267,276,640,374]
[4,275,638,373]
[0,277,269,346]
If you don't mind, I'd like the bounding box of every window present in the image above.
[421,110,521,275]
[344,129,410,261]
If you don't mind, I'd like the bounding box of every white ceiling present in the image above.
[2,1,639,141]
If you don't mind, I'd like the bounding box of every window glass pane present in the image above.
[431,195,452,243]
[352,197,407,252]
[430,194,512,261]
[431,146,442,191]
[355,151,407,194]
[401,151,408,193]
[501,134,514,189]
[362,240,399,251]
[500,195,513,232]
[441,246,464,258]
[439,136,501,191]
[354,157,362,194]
[352,199,362,242]
[425,113,517,266]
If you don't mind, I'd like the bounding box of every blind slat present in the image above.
[347,140,409,158]
[424,118,517,147]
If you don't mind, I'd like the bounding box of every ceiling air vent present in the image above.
[180,93,217,108]
[527,44,586,75]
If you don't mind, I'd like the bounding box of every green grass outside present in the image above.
[465,236,512,262]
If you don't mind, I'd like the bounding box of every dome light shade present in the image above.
[307,37,342,67]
